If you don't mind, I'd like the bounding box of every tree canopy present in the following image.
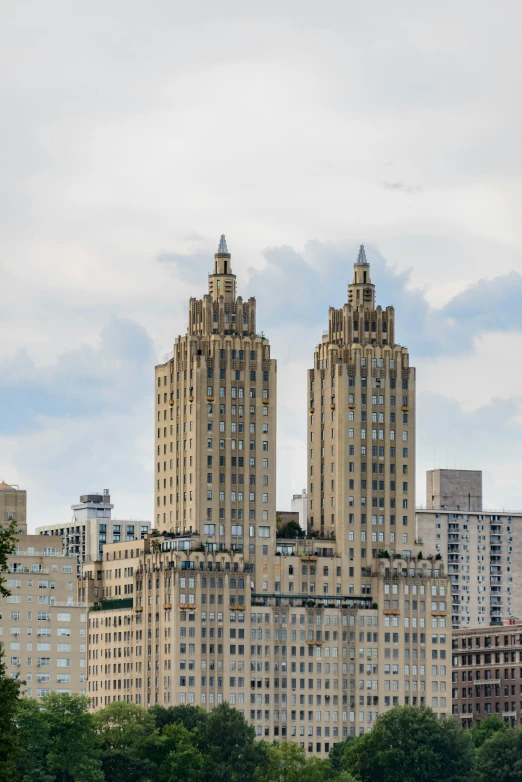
[342,706,474,782]
[1,697,522,782]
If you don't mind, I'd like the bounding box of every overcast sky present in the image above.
[1,0,522,529]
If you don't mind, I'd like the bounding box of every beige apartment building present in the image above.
[0,480,27,532]
[86,241,450,754]
[0,483,87,698]
[417,469,522,629]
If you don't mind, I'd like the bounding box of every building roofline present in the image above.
[416,507,522,515]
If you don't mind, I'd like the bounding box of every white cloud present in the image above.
[1,0,522,520]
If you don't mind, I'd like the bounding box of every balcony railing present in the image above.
[251,593,373,609]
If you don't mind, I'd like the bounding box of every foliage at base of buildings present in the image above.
[0,679,521,782]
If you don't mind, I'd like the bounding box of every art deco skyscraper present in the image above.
[154,237,277,561]
[308,246,416,595]
[88,240,450,745]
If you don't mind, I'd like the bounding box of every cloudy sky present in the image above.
[1,0,522,529]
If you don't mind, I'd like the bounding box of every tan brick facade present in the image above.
[86,241,451,754]
[0,486,87,698]
[307,247,415,596]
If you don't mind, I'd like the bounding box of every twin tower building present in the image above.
[88,238,450,753]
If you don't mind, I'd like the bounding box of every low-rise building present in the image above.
[0,484,87,698]
[452,618,522,729]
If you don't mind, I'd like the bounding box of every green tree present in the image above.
[343,706,474,782]
[158,723,205,782]
[100,749,157,782]
[93,701,156,782]
[151,704,208,733]
[140,720,205,780]
[43,693,104,782]
[300,756,339,781]
[94,700,154,751]
[0,521,22,779]
[255,740,307,782]
[469,714,508,747]
[0,644,22,780]
[476,728,522,782]
[14,698,54,782]
[277,519,304,539]
[329,737,355,771]
[200,701,261,782]
[0,519,18,595]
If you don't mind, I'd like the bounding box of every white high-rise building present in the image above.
[416,469,522,629]
[36,491,151,574]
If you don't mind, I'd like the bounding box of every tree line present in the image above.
[1,682,522,782]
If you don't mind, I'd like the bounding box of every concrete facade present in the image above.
[37,491,150,574]
[417,485,522,629]
[426,469,482,512]
[85,241,451,754]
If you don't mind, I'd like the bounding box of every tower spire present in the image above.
[217,234,229,255]
[209,234,235,300]
[348,243,375,308]
[356,244,367,265]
